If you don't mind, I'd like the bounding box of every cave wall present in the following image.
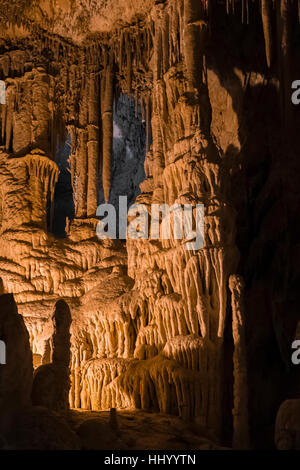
[0,0,299,448]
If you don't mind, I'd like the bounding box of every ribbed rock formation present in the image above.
[0,0,299,449]
[0,293,33,435]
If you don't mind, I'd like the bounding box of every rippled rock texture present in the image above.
[0,0,299,449]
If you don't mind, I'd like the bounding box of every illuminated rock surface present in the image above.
[0,0,299,450]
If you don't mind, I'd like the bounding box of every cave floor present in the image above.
[62,409,228,450]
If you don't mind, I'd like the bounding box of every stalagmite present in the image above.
[229,274,250,450]
[52,300,72,368]
[32,300,72,411]
[109,407,120,435]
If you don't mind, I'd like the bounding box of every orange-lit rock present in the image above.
[0,0,299,450]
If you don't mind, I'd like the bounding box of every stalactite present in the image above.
[154,25,162,82]
[1,99,6,144]
[277,0,292,128]
[136,30,141,70]
[24,154,59,229]
[246,0,249,24]
[145,95,152,154]
[171,1,179,65]
[147,27,151,65]
[75,60,89,218]
[162,10,170,75]
[126,33,132,94]
[119,30,125,72]
[5,83,14,151]
[101,54,114,204]
[261,0,273,68]
[183,0,207,89]
[140,97,145,123]
[87,71,100,217]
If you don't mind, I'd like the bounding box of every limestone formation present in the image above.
[52,299,72,367]
[229,274,250,450]
[261,0,273,68]
[0,0,299,450]
[0,293,33,425]
[32,300,71,411]
[275,399,300,450]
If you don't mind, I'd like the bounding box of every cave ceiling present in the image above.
[0,0,156,42]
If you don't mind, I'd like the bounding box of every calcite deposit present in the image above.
[0,0,299,450]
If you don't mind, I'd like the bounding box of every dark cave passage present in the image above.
[101,94,147,208]
[51,133,74,238]
[98,94,147,236]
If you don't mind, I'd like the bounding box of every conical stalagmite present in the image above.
[229,275,250,450]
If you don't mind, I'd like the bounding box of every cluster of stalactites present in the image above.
[151,0,206,82]
[112,24,153,152]
[224,0,296,71]
[0,0,299,75]
[70,22,155,208]
[0,0,298,208]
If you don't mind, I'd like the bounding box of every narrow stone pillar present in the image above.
[52,299,72,368]
[229,274,250,449]
[87,71,100,216]
[31,299,72,411]
[74,59,88,218]
[101,57,114,204]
